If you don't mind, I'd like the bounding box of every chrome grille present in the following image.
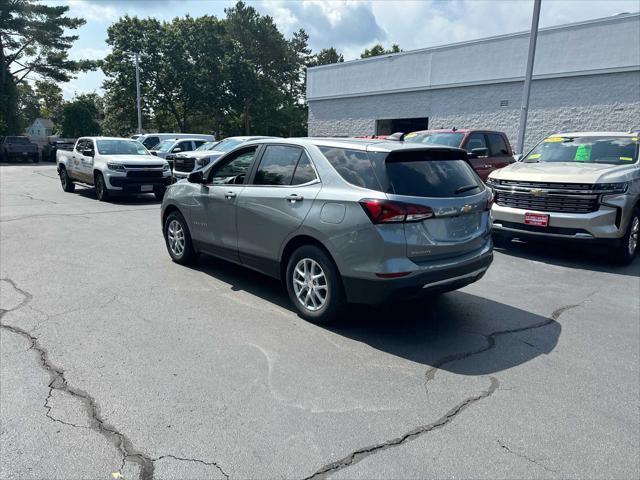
[174,157,195,172]
[493,180,599,214]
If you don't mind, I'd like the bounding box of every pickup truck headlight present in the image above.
[106,162,125,172]
[195,157,211,168]
[162,163,170,171]
[594,182,629,194]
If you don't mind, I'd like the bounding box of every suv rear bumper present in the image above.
[342,245,493,304]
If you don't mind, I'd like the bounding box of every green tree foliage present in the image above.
[59,94,101,137]
[360,43,402,58]
[35,80,63,122]
[310,47,344,66]
[0,0,95,134]
[101,1,314,138]
[16,81,39,127]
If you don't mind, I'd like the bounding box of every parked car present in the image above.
[133,133,215,150]
[57,137,172,201]
[488,132,639,264]
[0,136,39,163]
[172,136,275,179]
[149,138,211,159]
[404,129,515,181]
[42,138,76,162]
[161,138,494,323]
[165,140,220,170]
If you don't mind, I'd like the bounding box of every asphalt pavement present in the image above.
[1,164,638,480]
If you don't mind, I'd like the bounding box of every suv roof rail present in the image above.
[386,132,406,141]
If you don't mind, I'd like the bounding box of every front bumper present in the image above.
[105,172,172,192]
[491,196,633,241]
[342,242,493,304]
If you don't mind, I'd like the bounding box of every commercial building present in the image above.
[306,13,640,151]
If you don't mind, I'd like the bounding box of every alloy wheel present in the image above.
[167,219,185,256]
[292,258,328,312]
[60,170,67,188]
[629,216,639,256]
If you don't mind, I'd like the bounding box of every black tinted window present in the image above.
[143,137,159,148]
[209,148,256,185]
[465,133,487,152]
[319,147,381,191]
[385,152,482,197]
[254,146,301,186]
[487,133,508,156]
[291,152,317,185]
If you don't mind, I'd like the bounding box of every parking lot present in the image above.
[1,163,638,479]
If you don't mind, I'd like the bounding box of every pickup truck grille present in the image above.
[126,170,163,179]
[174,157,195,173]
[492,180,599,214]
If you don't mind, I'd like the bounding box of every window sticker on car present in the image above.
[544,137,564,142]
[529,153,541,159]
[632,137,638,141]
[574,144,591,161]
[619,156,633,161]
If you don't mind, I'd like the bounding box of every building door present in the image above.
[375,117,428,136]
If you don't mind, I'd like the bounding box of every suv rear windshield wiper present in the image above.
[454,184,480,194]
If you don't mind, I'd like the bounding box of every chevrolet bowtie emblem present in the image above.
[461,204,473,213]
[531,188,545,196]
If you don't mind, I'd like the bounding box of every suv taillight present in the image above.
[360,199,434,224]
[486,190,494,210]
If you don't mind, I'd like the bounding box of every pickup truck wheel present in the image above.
[95,173,110,201]
[612,210,639,265]
[492,232,512,249]
[163,211,196,264]
[59,166,75,193]
[286,245,345,324]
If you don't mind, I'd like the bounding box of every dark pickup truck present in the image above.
[0,136,39,163]
[42,138,76,162]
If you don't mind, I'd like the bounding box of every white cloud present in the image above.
[66,0,119,23]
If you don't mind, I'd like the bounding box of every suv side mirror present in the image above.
[82,148,94,157]
[172,147,182,153]
[470,147,488,158]
[188,170,204,184]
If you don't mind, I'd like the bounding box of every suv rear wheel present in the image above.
[286,245,345,324]
[612,209,639,265]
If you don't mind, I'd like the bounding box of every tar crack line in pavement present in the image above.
[0,278,229,480]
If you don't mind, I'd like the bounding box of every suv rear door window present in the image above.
[254,145,301,186]
[486,133,509,156]
[385,151,482,197]
[319,147,381,190]
[291,152,317,185]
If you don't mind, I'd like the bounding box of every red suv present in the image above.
[404,129,515,181]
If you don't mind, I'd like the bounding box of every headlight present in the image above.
[162,163,170,171]
[594,182,629,194]
[195,157,211,167]
[107,162,125,172]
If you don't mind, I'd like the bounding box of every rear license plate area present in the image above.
[524,212,549,227]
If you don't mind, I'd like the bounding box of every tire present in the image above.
[32,154,39,163]
[163,211,196,265]
[94,172,110,202]
[285,244,345,324]
[611,209,639,265]
[58,166,75,193]
[492,231,512,249]
[154,187,166,201]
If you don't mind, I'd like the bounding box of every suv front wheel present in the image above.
[612,209,639,265]
[285,245,345,324]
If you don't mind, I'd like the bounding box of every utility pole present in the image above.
[135,52,142,134]
[516,0,542,154]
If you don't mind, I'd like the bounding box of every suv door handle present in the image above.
[285,194,304,203]
[224,191,237,199]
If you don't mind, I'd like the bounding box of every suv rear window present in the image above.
[384,151,482,197]
[319,147,381,190]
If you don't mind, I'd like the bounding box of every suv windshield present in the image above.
[404,132,464,147]
[155,139,178,153]
[196,141,217,151]
[213,138,243,153]
[524,136,638,165]
[96,140,149,155]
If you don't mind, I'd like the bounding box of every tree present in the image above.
[0,0,95,134]
[360,43,402,58]
[35,80,63,122]
[16,81,39,129]
[60,94,101,137]
[310,47,344,66]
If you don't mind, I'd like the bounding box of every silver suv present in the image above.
[488,132,639,264]
[161,138,494,323]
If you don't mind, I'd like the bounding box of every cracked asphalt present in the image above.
[1,164,639,480]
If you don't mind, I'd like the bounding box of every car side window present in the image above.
[176,140,192,152]
[487,133,509,156]
[207,148,257,185]
[143,137,159,149]
[194,140,207,148]
[75,140,86,153]
[465,133,488,153]
[253,145,303,186]
[291,152,317,185]
[319,147,381,190]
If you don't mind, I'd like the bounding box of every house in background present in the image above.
[25,118,54,138]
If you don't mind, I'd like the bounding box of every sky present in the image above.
[43,0,640,99]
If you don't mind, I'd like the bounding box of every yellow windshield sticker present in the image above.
[619,156,633,161]
[633,137,638,141]
[404,132,417,139]
[529,153,541,159]
[574,144,591,161]
[544,137,564,142]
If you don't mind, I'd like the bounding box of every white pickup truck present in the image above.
[56,137,172,201]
